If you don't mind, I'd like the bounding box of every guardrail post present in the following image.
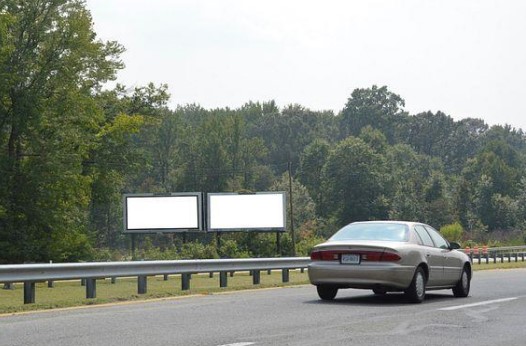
[138,276,147,294]
[111,277,116,284]
[24,281,35,304]
[515,253,518,262]
[220,271,228,288]
[282,269,289,283]
[81,278,86,286]
[500,253,504,263]
[209,272,214,278]
[485,253,489,264]
[253,270,260,285]
[181,273,190,290]
[3,283,14,290]
[508,254,511,263]
[301,268,305,273]
[522,253,525,262]
[86,279,96,299]
[493,252,497,264]
[47,280,54,288]
[267,269,271,275]
[164,274,169,281]
[230,271,235,277]
[477,254,481,265]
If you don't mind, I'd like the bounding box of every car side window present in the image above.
[413,230,424,245]
[425,226,449,249]
[414,225,434,247]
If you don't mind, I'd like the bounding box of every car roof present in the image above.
[350,220,420,226]
[348,220,436,230]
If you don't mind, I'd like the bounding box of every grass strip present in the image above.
[0,270,309,314]
[471,261,526,271]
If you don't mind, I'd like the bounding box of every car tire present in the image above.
[317,285,338,300]
[452,265,470,298]
[405,266,426,303]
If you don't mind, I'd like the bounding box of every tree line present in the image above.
[1,1,525,263]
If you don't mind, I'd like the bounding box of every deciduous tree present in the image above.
[0,0,123,262]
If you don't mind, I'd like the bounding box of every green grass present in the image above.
[472,260,526,271]
[1,261,525,315]
[0,270,310,314]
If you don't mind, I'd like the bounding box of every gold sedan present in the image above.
[308,221,472,303]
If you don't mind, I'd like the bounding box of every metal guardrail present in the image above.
[0,257,311,304]
[464,245,526,264]
[487,245,526,252]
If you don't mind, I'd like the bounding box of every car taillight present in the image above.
[379,251,401,261]
[361,251,401,262]
[310,250,340,261]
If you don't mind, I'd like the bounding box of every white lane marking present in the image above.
[217,343,255,346]
[438,297,519,311]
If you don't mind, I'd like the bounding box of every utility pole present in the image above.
[288,162,296,257]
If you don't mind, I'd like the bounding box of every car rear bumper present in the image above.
[308,262,416,290]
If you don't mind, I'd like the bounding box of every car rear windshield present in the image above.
[330,223,409,242]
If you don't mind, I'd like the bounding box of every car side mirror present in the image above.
[449,242,461,250]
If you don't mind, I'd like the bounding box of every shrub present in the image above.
[219,239,251,258]
[296,235,326,256]
[440,222,463,242]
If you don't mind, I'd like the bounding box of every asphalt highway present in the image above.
[1,268,526,346]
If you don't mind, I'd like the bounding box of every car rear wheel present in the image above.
[317,285,338,300]
[405,266,426,303]
[452,265,470,298]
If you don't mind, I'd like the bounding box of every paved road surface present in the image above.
[1,268,526,346]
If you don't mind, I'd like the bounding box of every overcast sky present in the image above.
[86,0,526,131]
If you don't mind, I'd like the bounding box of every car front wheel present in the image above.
[317,285,338,300]
[452,265,470,298]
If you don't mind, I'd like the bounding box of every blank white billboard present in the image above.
[124,194,202,232]
[208,192,286,231]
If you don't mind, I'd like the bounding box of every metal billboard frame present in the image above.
[207,192,287,232]
[123,192,203,233]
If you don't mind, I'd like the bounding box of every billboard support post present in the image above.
[277,231,281,256]
[131,234,137,260]
[216,232,222,256]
